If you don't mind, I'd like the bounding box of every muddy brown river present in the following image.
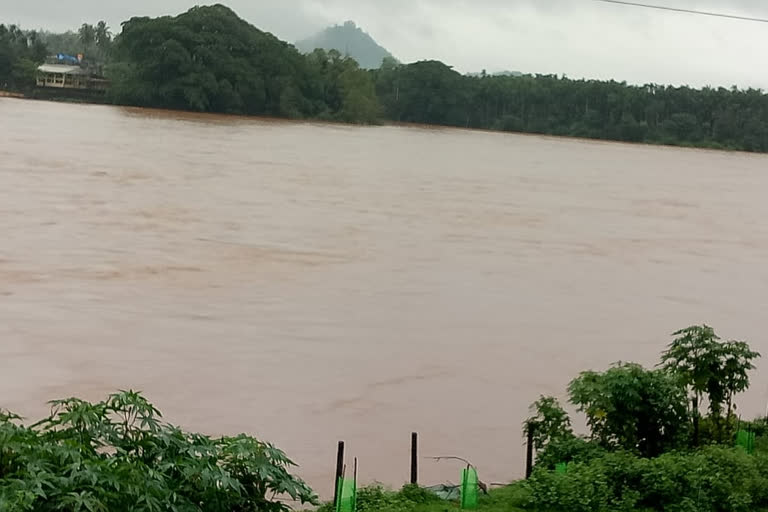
[1,98,767,496]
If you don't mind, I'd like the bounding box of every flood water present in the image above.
[2,98,768,495]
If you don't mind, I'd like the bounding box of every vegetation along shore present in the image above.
[3,4,768,152]
[2,325,766,511]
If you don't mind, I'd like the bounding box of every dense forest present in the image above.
[0,24,47,91]
[375,60,768,152]
[108,5,380,122]
[3,4,768,152]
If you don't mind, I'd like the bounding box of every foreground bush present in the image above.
[0,391,316,511]
[527,446,768,512]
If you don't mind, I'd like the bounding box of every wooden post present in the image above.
[525,428,534,479]
[333,441,345,506]
[410,432,418,485]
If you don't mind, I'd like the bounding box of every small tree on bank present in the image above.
[661,325,760,444]
[568,363,690,457]
[524,395,573,455]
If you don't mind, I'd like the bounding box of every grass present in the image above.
[313,482,531,512]
[458,484,530,512]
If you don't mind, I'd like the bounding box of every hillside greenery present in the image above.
[4,3,768,152]
[296,21,395,70]
[107,5,379,123]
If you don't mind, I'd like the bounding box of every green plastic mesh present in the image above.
[736,430,756,455]
[335,477,357,512]
[460,467,478,510]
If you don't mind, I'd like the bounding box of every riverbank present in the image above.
[1,87,108,104]
[6,6,768,152]
[1,93,760,156]
[0,89,24,98]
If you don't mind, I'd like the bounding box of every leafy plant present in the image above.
[535,435,607,470]
[661,325,760,443]
[720,340,761,423]
[523,396,573,459]
[0,391,316,511]
[568,363,689,457]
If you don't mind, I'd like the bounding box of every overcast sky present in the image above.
[3,0,767,89]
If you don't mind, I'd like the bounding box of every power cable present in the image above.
[592,0,768,23]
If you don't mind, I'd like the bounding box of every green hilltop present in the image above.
[295,21,395,69]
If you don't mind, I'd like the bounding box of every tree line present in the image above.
[376,60,768,152]
[4,4,768,152]
[0,24,46,90]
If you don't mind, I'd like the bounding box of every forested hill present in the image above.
[106,5,380,122]
[3,4,768,152]
[296,21,395,70]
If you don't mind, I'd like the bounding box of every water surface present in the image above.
[2,98,767,494]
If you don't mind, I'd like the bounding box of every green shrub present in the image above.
[524,396,573,458]
[356,484,444,512]
[527,451,643,512]
[535,435,608,469]
[528,446,768,512]
[0,391,316,511]
[397,484,442,505]
[568,363,690,457]
[476,483,530,510]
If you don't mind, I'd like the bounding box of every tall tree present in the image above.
[78,23,95,54]
[95,21,112,51]
[661,325,760,444]
[660,325,719,445]
[0,24,48,91]
[720,340,760,425]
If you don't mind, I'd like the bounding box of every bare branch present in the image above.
[426,457,489,494]
[425,455,474,467]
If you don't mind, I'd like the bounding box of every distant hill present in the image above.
[296,21,395,69]
[467,70,523,78]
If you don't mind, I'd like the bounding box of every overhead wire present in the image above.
[591,0,768,23]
